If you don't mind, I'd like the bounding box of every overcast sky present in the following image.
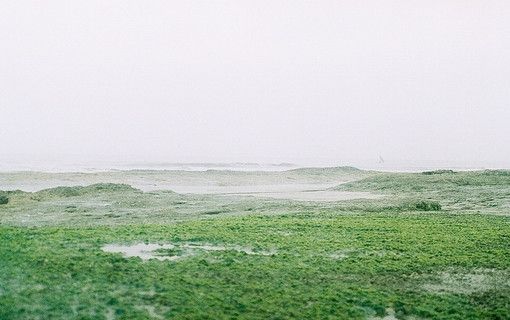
[1,1,509,166]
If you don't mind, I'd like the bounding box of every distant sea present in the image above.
[0,156,508,173]
[0,159,297,173]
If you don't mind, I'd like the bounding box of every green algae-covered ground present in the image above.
[1,168,509,319]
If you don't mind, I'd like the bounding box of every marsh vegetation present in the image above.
[0,167,509,319]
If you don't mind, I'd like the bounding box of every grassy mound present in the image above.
[337,170,510,192]
[35,183,139,198]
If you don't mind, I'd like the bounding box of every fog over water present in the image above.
[1,1,509,170]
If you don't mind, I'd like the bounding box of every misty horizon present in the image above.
[2,1,509,167]
[1,153,508,173]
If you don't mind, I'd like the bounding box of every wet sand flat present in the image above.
[165,183,382,201]
[237,190,383,202]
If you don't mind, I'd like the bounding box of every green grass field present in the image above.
[1,168,509,319]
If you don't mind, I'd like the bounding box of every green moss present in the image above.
[0,213,509,319]
[413,200,442,211]
[0,169,509,319]
[0,194,8,205]
[153,247,186,257]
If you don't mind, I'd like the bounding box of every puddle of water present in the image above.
[102,242,277,261]
[101,243,188,261]
[184,244,228,251]
[185,243,277,256]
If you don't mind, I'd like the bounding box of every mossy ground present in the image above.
[0,169,509,319]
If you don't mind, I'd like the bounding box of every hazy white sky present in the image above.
[1,1,509,166]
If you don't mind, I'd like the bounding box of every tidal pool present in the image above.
[102,242,277,261]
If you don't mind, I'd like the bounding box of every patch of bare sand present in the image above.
[134,305,170,320]
[422,268,510,294]
[368,308,398,320]
[329,249,357,260]
[227,190,383,202]
[159,182,383,202]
